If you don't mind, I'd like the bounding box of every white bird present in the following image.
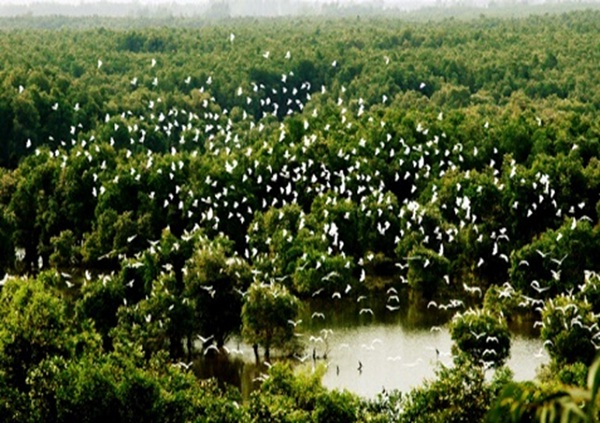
[403,358,424,367]
[312,288,324,297]
[463,283,482,297]
[551,254,568,267]
[294,353,310,363]
[322,271,340,281]
[470,331,486,340]
[174,361,193,370]
[204,344,219,355]
[287,319,302,327]
[197,334,214,344]
[395,262,408,270]
[536,249,549,258]
[531,280,551,294]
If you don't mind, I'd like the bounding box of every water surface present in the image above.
[197,296,548,398]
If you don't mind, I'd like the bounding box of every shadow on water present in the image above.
[194,354,261,400]
[193,295,547,399]
[302,294,451,331]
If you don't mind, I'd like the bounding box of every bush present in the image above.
[450,308,511,368]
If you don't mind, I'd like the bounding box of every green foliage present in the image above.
[77,274,125,350]
[540,295,597,366]
[483,284,522,319]
[248,363,361,423]
[292,251,354,296]
[0,277,74,389]
[486,381,579,423]
[510,219,600,297]
[49,229,80,268]
[487,356,600,423]
[406,246,450,300]
[556,362,589,388]
[0,10,599,421]
[184,237,252,347]
[241,282,300,360]
[25,352,247,423]
[450,308,511,368]
[398,356,512,423]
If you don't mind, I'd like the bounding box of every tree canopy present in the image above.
[0,9,599,422]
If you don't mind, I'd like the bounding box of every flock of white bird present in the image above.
[13,37,599,375]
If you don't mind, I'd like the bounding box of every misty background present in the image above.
[0,0,599,19]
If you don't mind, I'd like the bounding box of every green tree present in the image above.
[406,246,450,301]
[248,363,362,423]
[241,282,300,362]
[0,276,74,390]
[540,295,597,366]
[399,356,512,423]
[184,237,251,348]
[487,357,600,423]
[450,308,511,368]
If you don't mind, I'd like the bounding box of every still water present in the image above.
[196,297,548,398]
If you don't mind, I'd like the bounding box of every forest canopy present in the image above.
[0,9,599,422]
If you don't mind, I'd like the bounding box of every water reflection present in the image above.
[194,297,548,398]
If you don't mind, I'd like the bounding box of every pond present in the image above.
[194,296,548,399]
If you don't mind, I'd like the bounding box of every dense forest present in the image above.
[0,9,599,422]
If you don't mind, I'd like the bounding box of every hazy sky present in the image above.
[2,0,597,12]
[0,0,440,17]
[0,0,385,4]
[0,0,348,4]
[0,0,398,5]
